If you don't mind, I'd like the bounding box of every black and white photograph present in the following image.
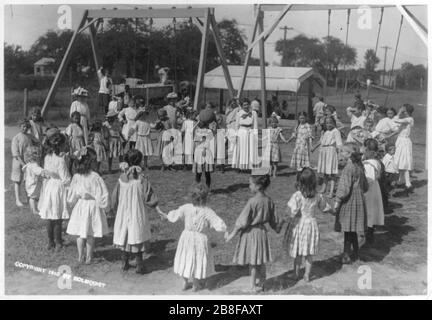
[1,1,429,298]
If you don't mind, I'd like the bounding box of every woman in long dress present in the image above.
[70,87,91,145]
[233,99,258,171]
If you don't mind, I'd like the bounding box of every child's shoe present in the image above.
[135,253,146,274]
[121,252,130,271]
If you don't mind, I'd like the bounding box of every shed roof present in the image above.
[34,57,55,66]
[204,65,325,93]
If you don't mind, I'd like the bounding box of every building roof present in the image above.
[34,57,55,66]
[204,65,325,93]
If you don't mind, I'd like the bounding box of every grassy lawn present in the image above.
[3,88,428,295]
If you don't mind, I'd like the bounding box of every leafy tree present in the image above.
[396,62,427,89]
[275,35,325,71]
[274,35,356,81]
[6,18,247,88]
[364,49,380,81]
[322,36,357,82]
[216,19,246,65]
[28,30,92,72]
[4,43,33,79]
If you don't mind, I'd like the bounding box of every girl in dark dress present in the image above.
[334,143,369,264]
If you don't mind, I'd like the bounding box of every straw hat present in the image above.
[73,87,89,97]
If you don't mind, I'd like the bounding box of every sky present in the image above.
[3,2,428,70]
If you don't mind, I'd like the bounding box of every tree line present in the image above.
[4,19,427,91]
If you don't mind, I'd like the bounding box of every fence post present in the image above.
[23,88,28,117]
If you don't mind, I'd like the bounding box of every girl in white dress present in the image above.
[38,132,71,251]
[65,112,85,155]
[22,146,49,214]
[131,110,153,170]
[160,184,228,291]
[393,104,415,189]
[233,99,259,171]
[112,149,165,274]
[312,116,343,197]
[66,147,109,264]
[363,139,385,244]
[284,168,332,282]
[89,121,107,174]
[118,96,138,150]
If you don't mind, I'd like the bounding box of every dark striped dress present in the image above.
[335,160,369,234]
[232,193,280,266]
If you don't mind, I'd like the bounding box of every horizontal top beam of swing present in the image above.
[87,8,211,19]
[260,4,396,11]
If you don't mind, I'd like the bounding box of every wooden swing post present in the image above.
[41,10,89,116]
[193,8,210,110]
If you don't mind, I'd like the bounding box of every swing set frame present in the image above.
[41,6,236,116]
[237,4,427,127]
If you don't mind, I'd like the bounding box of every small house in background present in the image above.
[34,57,55,76]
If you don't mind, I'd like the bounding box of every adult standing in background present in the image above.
[163,92,180,129]
[70,87,91,145]
[225,99,241,129]
[313,96,326,135]
[233,98,259,171]
[98,67,113,114]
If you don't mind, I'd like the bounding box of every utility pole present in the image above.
[381,45,392,85]
[279,26,293,66]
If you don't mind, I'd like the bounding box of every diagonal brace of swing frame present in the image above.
[396,5,427,46]
[78,17,99,34]
[247,4,292,52]
[193,8,211,111]
[195,15,235,100]
[42,7,230,115]
[236,8,260,99]
[41,10,89,116]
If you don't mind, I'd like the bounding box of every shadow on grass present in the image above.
[212,183,249,195]
[206,265,250,290]
[385,201,403,214]
[264,256,342,291]
[391,179,427,198]
[411,179,428,189]
[359,215,415,263]
[94,239,176,273]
